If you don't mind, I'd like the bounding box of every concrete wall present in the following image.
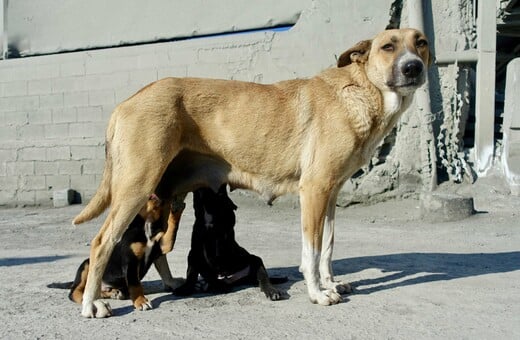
[0,0,396,206]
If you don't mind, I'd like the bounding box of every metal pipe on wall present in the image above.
[407,0,437,191]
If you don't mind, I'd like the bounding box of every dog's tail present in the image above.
[47,281,74,289]
[72,150,111,225]
[72,117,116,225]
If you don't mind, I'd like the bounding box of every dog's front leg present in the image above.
[172,251,200,296]
[154,255,182,292]
[127,260,152,311]
[319,187,352,294]
[299,186,342,305]
[160,195,186,254]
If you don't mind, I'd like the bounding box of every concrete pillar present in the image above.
[502,58,520,195]
[1,0,6,59]
[474,0,496,175]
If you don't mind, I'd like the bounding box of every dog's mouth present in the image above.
[395,81,420,89]
[387,76,425,94]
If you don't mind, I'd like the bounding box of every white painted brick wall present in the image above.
[0,0,394,206]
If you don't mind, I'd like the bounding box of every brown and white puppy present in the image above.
[49,195,183,312]
[72,28,431,317]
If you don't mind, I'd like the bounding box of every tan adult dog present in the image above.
[73,28,431,317]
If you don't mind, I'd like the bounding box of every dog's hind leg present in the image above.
[299,184,342,306]
[82,178,162,317]
[319,186,352,294]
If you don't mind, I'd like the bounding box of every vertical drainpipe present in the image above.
[407,0,437,191]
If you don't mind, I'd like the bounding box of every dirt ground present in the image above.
[1,174,519,339]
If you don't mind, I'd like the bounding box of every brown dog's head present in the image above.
[338,28,431,96]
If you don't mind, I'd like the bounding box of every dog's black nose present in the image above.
[402,60,423,78]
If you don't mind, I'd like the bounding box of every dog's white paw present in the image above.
[309,289,342,305]
[322,279,352,294]
[81,300,113,318]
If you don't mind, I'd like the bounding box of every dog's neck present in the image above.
[382,90,414,126]
[383,91,402,116]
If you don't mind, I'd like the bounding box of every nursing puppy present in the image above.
[174,185,286,300]
[49,195,182,311]
[72,29,431,317]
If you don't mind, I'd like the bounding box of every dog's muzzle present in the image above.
[389,55,426,95]
[401,60,423,79]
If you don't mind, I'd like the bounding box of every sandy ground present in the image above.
[1,175,519,339]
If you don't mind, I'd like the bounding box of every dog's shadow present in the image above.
[136,251,520,312]
[0,255,71,267]
[147,276,294,309]
[277,251,520,295]
[104,251,520,315]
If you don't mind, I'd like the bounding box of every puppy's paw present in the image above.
[81,300,113,318]
[263,287,284,301]
[133,296,152,311]
[309,289,342,306]
[101,288,127,300]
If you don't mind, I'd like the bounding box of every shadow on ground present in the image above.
[273,251,520,294]
[149,251,520,309]
[0,255,71,267]
[43,251,520,315]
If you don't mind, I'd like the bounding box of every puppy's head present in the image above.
[139,194,163,222]
[338,28,431,96]
[138,194,168,237]
[193,185,237,232]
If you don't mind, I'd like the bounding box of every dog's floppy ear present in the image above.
[337,40,372,67]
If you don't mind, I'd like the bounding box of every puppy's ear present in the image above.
[225,197,237,211]
[337,40,372,67]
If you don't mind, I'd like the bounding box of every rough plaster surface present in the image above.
[5,0,307,56]
[340,0,477,204]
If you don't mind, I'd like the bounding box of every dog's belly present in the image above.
[159,150,300,202]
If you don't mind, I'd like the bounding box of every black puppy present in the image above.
[48,195,183,310]
[174,185,286,300]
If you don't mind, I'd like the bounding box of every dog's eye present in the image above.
[416,39,428,48]
[381,43,394,52]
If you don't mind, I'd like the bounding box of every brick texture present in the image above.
[0,4,391,206]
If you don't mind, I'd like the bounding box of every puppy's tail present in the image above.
[72,121,115,225]
[47,281,74,289]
